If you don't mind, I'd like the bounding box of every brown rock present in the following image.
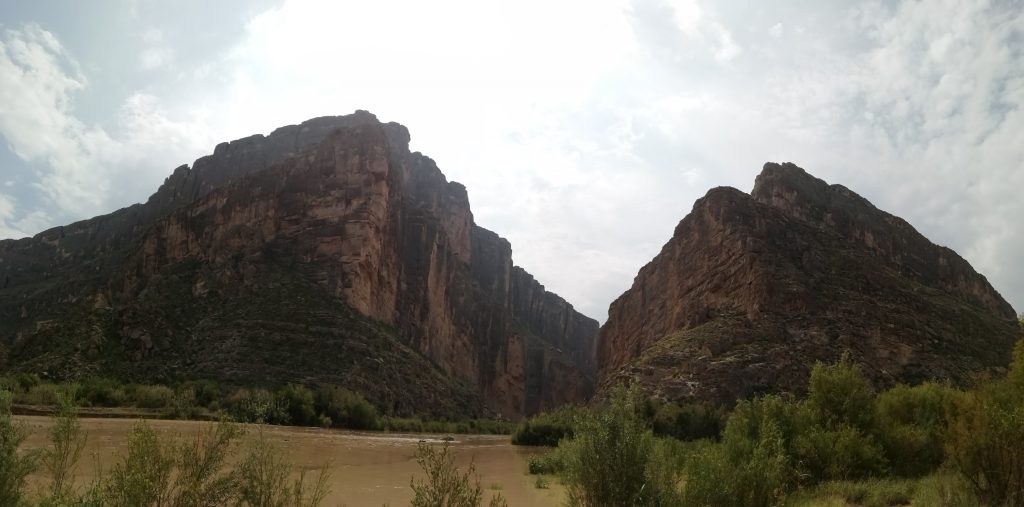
[0,112,597,418]
[598,162,1020,405]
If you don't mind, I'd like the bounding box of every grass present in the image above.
[784,474,978,507]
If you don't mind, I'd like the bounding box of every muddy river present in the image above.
[16,416,564,507]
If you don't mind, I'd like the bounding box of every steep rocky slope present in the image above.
[598,162,1020,405]
[0,111,598,418]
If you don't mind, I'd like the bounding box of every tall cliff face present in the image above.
[0,111,597,418]
[598,162,1019,405]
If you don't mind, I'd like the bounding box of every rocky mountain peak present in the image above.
[599,162,1018,406]
[0,111,598,419]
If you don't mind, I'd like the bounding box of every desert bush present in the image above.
[384,417,425,433]
[84,418,330,507]
[651,400,725,441]
[792,424,888,482]
[874,382,958,476]
[277,384,317,427]
[237,431,330,507]
[680,396,797,506]
[678,357,893,504]
[910,473,978,507]
[38,393,87,504]
[560,384,680,507]
[511,405,583,446]
[1008,338,1024,389]
[180,380,224,409]
[99,422,175,504]
[0,391,39,507]
[168,420,244,505]
[11,373,41,393]
[230,388,289,425]
[169,387,204,420]
[784,478,917,507]
[77,377,127,407]
[132,384,175,409]
[409,442,507,507]
[21,383,62,406]
[805,354,875,431]
[526,444,571,475]
[314,386,378,430]
[945,376,1024,505]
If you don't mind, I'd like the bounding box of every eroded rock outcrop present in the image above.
[598,162,1019,405]
[0,111,597,418]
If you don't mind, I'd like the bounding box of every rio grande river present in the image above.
[16,416,564,507]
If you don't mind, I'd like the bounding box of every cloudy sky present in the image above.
[0,0,1021,321]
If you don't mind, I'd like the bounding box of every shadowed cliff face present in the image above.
[598,162,1019,406]
[0,111,597,419]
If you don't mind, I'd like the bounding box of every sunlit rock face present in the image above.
[0,111,598,419]
[597,162,1019,406]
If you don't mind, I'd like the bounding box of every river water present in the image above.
[16,416,565,507]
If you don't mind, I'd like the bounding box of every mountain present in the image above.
[598,162,1020,405]
[0,111,598,419]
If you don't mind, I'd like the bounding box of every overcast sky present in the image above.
[1,0,1021,321]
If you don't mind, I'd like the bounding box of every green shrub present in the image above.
[98,422,175,505]
[409,442,507,507]
[511,405,583,446]
[230,388,289,425]
[13,373,40,393]
[20,383,62,406]
[277,384,317,427]
[77,377,127,407]
[681,419,790,507]
[1008,338,1024,389]
[169,387,204,420]
[38,393,87,504]
[132,384,175,409]
[314,386,379,430]
[0,391,39,506]
[792,425,888,482]
[237,431,330,507]
[181,380,224,409]
[651,400,724,441]
[526,446,569,475]
[720,394,810,460]
[785,478,918,507]
[874,382,958,477]
[806,353,875,431]
[92,419,329,507]
[944,377,1024,505]
[910,473,978,507]
[561,384,680,507]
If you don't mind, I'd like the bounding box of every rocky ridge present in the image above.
[0,111,598,418]
[598,162,1020,405]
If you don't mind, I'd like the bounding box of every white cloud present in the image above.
[653,0,743,62]
[138,28,173,70]
[0,23,214,233]
[0,194,23,238]
[1,0,1022,320]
